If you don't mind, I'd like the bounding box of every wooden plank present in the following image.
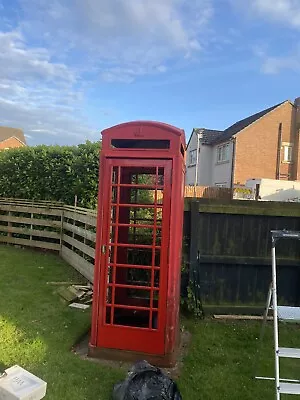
[213,314,272,321]
[0,204,62,216]
[198,255,300,266]
[0,225,60,239]
[0,215,61,228]
[63,221,96,242]
[63,205,97,215]
[0,236,60,250]
[62,234,95,258]
[63,210,96,226]
[61,245,94,282]
[0,197,63,205]
[189,200,200,281]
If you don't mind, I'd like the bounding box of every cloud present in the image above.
[253,0,300,28]
[262,53,300,74]
[0,31,74,82]
[232,1,300,74]
[0,0,215,144]
[233,0,300,28]
[19,0,214,80]
[0,30,95,145]
[253,43,300,74]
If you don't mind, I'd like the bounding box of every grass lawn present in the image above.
[1,245,300,399]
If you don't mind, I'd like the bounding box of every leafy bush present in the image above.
[0,141,101,208]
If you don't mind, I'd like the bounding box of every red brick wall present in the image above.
[234,102,296,184]
[0,137,25,150]
[295,106,300,180]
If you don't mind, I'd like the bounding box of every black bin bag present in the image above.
[112,360,182,400]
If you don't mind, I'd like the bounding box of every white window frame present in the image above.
[189,149,197,165]
[283,144,293,163]
[217,143,230,163]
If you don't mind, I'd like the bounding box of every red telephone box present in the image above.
[89,121,186,366]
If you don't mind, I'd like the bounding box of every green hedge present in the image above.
[0,141,101,208]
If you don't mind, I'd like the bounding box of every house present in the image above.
[0,126,27,150]
[186,98,300,187]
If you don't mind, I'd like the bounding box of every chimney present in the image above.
[294,98,300,180]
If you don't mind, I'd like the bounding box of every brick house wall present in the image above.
[295,101,300,180]
[233,102,297,185]
[0,137,26,150]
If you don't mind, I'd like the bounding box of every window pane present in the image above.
[224,144,229,161]
[284,146,293,162]
[189,150,197,164]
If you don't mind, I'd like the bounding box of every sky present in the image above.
[0,0,300,146]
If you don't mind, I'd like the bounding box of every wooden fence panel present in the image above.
[0,198,96,283]
[61,245,94,282]
[184,186,232,200]
[62,234,95,259]
[63,221,96,242]
[63,210,97,226]
[0,236,60,251]
[0,225,60,239]
[0,204,63,216]
[0,215,62,228]
[186,199,300,309]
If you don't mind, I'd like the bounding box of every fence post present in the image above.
[189,200,200,282]
[7,210,12,239]
[59,207,64,256]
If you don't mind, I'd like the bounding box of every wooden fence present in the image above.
[1,197,300,312]
[184,186,232,200]
[184,186,255,200]
[0,198,97,282]
[185,198,300,312]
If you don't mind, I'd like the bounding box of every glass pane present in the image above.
[129,207,162,224]
[152,311,158,329]
[128,248,153,266]
[116,267,151,287]
[109,225,116,242]
[112,167,119,184]
[131,172,156,186]
[106,286,112,304]
[105,306,111,324]
[154,228,162,246]
[127,226,154,245]
[114,287,151,307]
[107,266,113,283]
[113,308,150,328]
[129,188,164,205]
[111,186,118,203]
[111,206,117,224]
[154,270,160,288]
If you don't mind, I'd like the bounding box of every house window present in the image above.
[189,149,197,165]
[283,145,293,162]
[217,143,230,163]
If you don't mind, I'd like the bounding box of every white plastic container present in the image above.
[0,365,47,400]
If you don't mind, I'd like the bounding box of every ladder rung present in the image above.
[279,383,300,394]
[278,347,300,358]
[271,230,300,240]
[277,306,300,322]
[256,377,300,383]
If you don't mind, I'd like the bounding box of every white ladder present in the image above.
[256,230,300,398]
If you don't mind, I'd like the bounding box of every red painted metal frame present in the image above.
[90,121,186,359]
